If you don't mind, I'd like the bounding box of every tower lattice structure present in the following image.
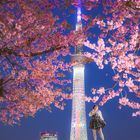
[70,5,89,140]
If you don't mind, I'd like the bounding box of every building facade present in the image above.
[40,132,58,140]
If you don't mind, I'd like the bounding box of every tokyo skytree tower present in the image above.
[70,2,90,140]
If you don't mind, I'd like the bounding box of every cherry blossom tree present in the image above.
[0,0,139,125]
[82,0,140,117]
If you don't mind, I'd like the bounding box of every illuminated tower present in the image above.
[70,3,89,140]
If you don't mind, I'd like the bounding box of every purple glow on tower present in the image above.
[76,5,82,31]
[77,7,81,23]
[77,0,81,23]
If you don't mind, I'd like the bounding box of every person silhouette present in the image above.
[89,105,106,140]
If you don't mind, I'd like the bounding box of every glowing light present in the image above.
[77,15,81,22]
[77,8,81,22]
[76,7,82,31]
[70,64,88,140]
[73,65,84,76]
[72,122,86,127]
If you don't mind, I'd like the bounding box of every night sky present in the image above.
[0,62,140,140]
[0,1,140,140]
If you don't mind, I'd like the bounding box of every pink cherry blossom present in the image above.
[0,0,139,125]
[97,87,105,95]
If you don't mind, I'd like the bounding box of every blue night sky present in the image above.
[0,62,140,140]
[0,1,140,140]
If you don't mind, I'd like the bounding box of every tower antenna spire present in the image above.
[77,0,81,23]
[76,0,82,31]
